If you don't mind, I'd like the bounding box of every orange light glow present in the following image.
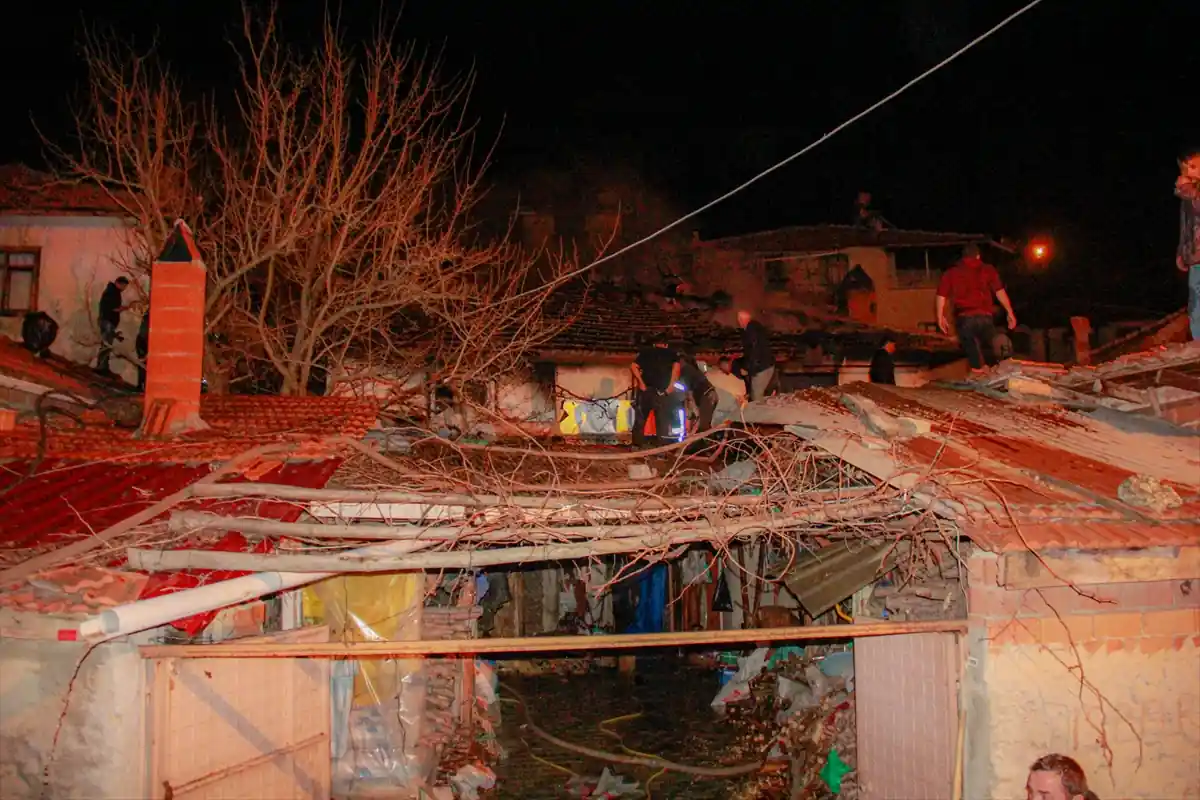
[1032,244,1046,259]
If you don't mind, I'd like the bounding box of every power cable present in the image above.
[509,0,1048,300]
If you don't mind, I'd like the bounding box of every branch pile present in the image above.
[115,428,960,583]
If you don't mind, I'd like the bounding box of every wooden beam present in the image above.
[128,501,903,574]
[1000,546,1200,589]
[138,619,967,659]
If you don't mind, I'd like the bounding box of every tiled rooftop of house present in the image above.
[0,394,377,461]
[538,285,958,360]
[0,164,131,216]
[698,224,989,254]
[0,457,344,629]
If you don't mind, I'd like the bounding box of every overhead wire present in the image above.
[506,0,1049,302]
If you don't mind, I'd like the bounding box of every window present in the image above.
[0,248,39,315]
[765,258,788,291]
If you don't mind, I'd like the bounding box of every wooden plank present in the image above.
[1000,546,1200,589]
[138,619,968,659]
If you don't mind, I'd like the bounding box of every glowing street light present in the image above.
[1024,237,1053,269]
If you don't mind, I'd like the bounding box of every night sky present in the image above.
[6,0,1198,324]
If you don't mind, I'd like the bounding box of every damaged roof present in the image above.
[739,345,1200,553]
[537,285,959,361]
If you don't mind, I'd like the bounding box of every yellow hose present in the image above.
[835,602,854,623]
[599,712,669,799]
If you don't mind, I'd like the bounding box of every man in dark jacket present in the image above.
[677,344,718,434]
[1177,149,1200,341]
[869,335,897,385]
[95,276,130,375]
[736,309,775,401]
[630,336,680,447]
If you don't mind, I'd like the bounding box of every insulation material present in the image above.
[302,574,432,794]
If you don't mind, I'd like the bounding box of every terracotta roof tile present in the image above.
[0,457,342,631]
[0,337,106,399]
[0,165,130,216]
[0,394,377,462]
[538,286,956,359]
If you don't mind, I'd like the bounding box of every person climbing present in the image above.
[936,244,1017,375]
[630,335,680,447]
[869,334,897,385]
[95,276,130,377]
[736,309,776,401]
[1176,148,1200,341]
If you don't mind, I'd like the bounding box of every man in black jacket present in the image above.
[869,335,897,385]
[677,344,718,434]
[630,336,680,446]
[736,309,775,401]
[95,276,130,376]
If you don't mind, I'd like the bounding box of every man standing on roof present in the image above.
[630,335,680,447]
[677,343,718,434]
[936,244,1017,374]
[95,276,130,377]
[869,334,897,385]
[737,310,776,401]
[1176,148,1200,341]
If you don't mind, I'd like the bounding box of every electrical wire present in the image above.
[507,0,1048,303]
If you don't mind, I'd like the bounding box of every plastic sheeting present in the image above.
[302,573,433,795]
[625,564,667,634]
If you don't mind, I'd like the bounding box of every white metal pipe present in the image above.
[77,539,429,642]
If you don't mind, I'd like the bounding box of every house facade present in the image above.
[691,224,992,332]
[0,166,142,386]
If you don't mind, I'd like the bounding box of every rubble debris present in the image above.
[1117,475,1184,513]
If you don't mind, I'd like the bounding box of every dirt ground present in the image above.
[491,657,744,798]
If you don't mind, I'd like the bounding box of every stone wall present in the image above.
[964,550,1200,800]
[0,632,146,798]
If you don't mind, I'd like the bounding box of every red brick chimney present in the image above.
[142,220,208,436]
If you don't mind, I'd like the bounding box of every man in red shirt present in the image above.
[936,244,1017,373]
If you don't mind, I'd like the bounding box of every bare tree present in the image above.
[50,5,589,396]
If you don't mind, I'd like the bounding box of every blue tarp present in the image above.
[625,564,668,634]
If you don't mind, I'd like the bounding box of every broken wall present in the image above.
[964,551,1200,800]
[0,625,146,798]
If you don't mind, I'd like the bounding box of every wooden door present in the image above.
[146,626,331,800]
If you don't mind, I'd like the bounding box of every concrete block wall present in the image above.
[963,550,1200,800]
[0,635,146,799]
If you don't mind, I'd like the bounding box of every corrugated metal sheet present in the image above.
[742,383,1200,553]
[783,542,897,617]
